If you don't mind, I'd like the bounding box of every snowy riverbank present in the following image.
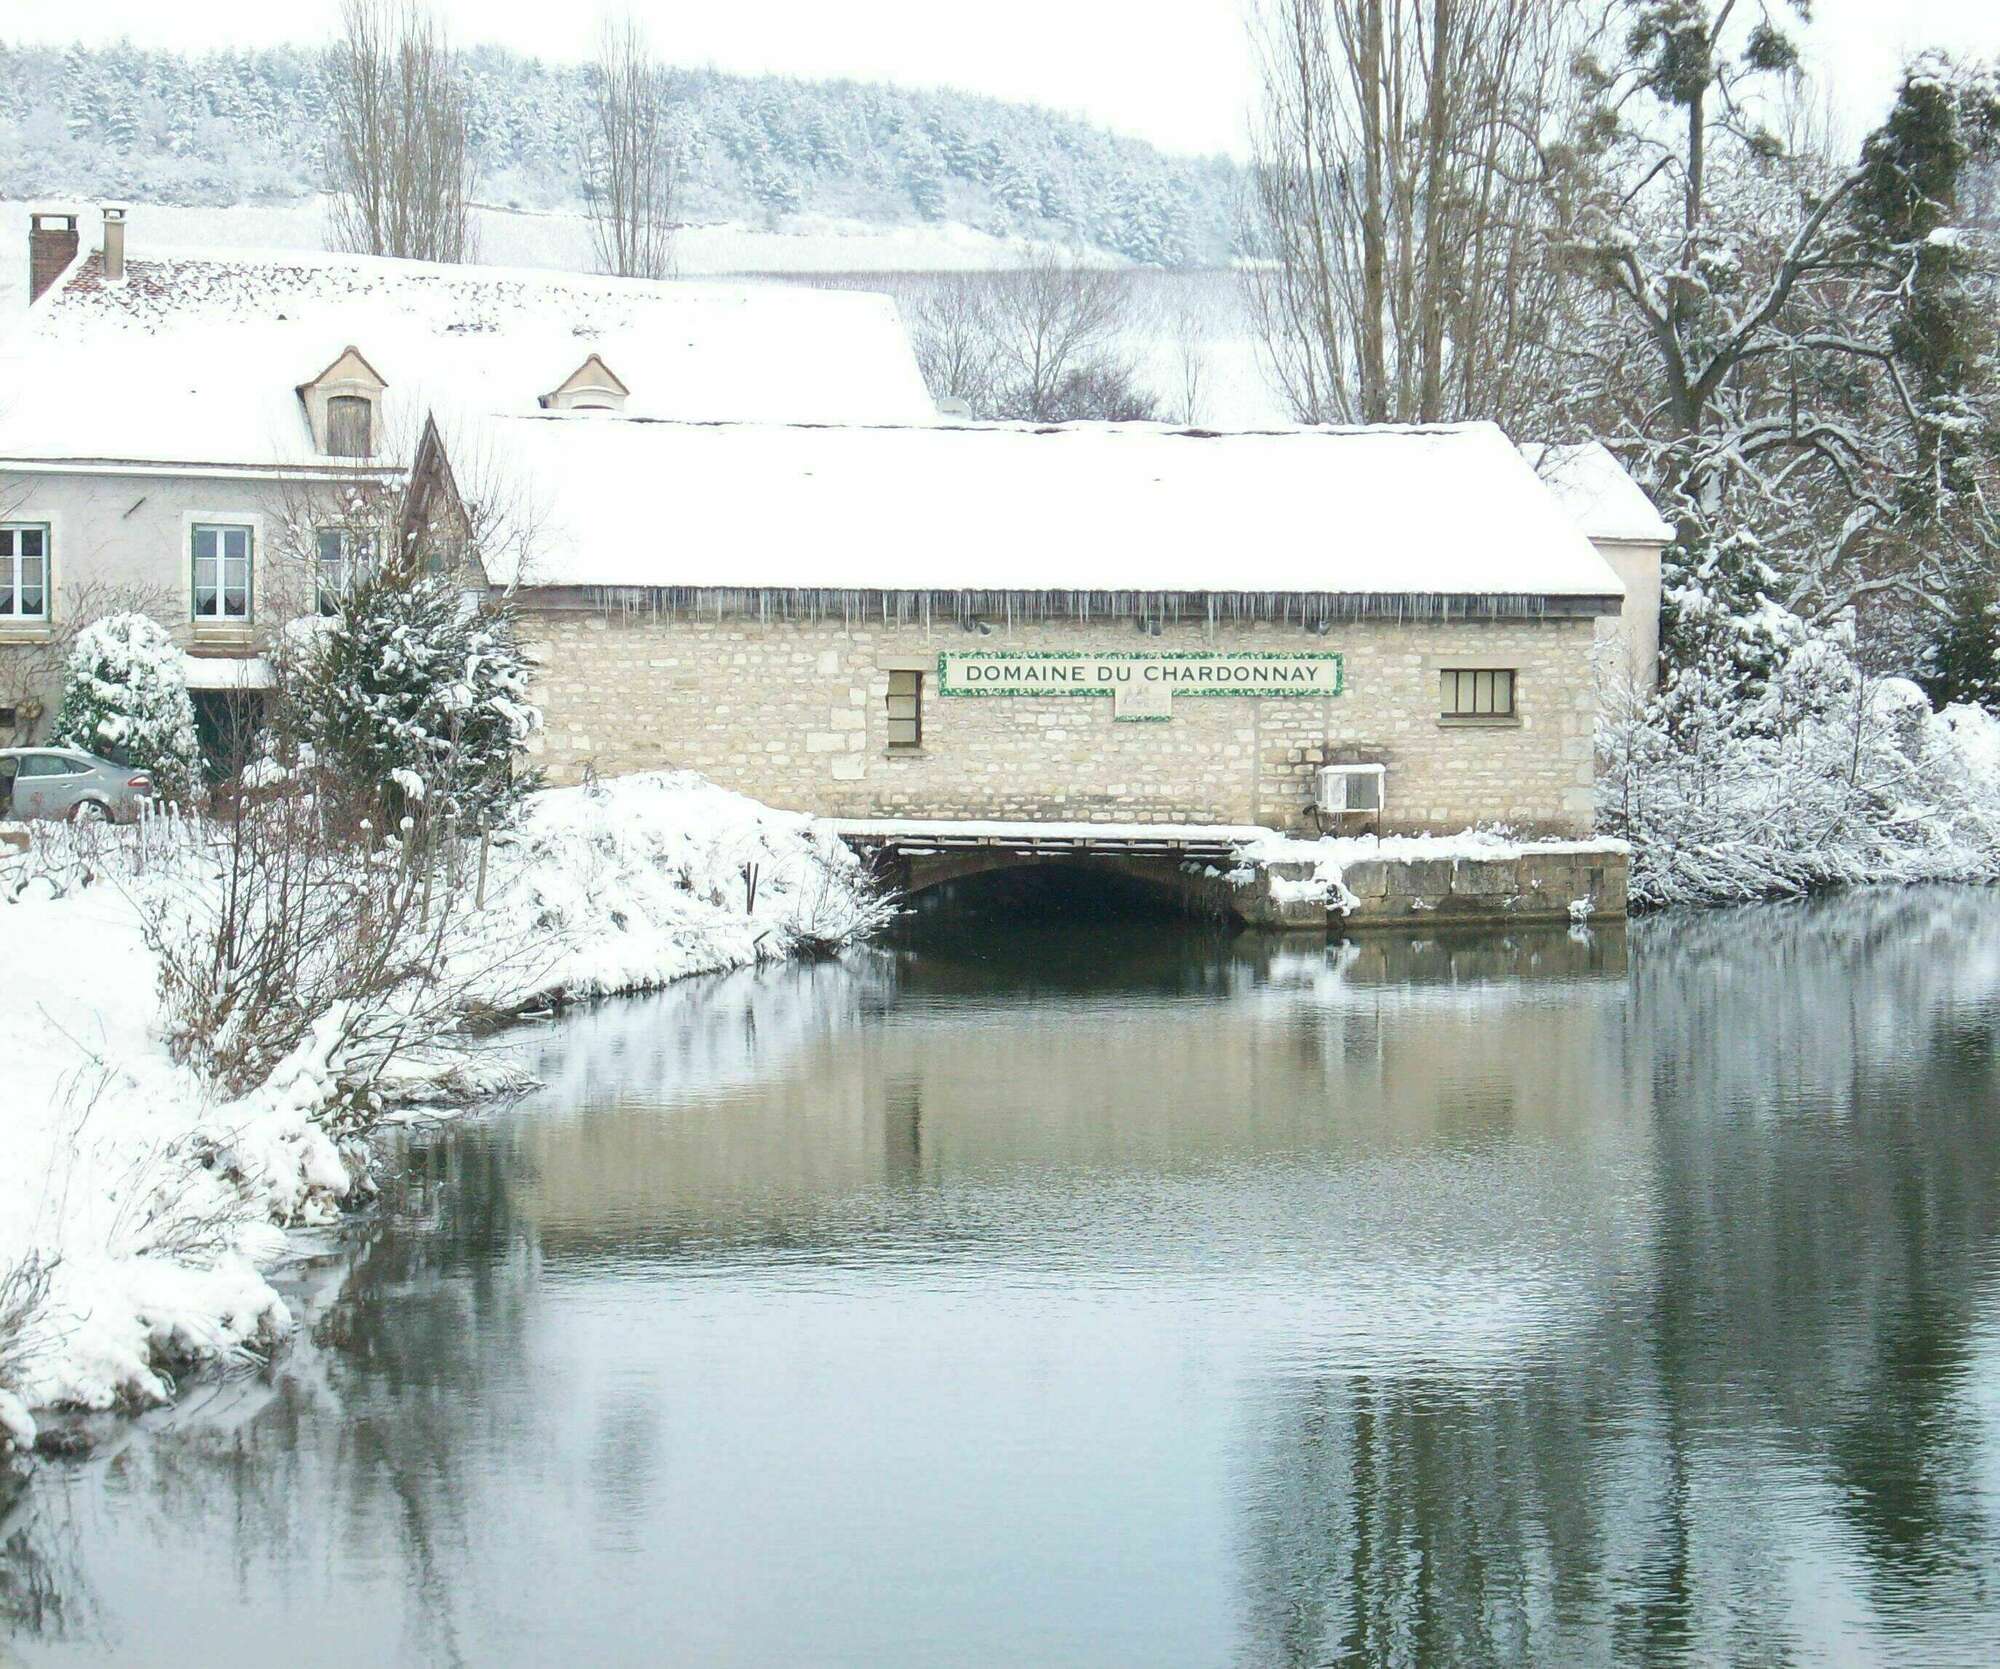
[0,771,887,1449]
[1601,680,2000,911]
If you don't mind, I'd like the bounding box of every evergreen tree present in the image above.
[1919,567,2000,710]
[1656,527,1803,723]
[52,613,202,801]
[284,573,541,829]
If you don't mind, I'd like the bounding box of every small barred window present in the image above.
[1441,668,1515,719]
[886,670,923,751]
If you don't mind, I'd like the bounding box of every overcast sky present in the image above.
[7,0,1995,159]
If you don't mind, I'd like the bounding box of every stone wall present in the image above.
[522,607,1605,836]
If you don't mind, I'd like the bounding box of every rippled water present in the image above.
[6,888,2000,1667]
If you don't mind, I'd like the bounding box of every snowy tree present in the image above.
[1600,614,2000,908]
[52,613,202,801]
[283,574,541,829]
[1656,527,1801,718]
[898,132,948,221]
[1555,8,2000,650]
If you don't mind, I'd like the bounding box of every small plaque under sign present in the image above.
[1113,679,1173,720]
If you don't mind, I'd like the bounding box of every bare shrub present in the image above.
[781,843,901,957]
[135,778,524,1112]
[0,1250,56,1398]
[987,249,1151,421]
[896,251,1160,422]
[905,277,1002,415]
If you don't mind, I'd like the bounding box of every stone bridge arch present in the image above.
[833,822,1261,922]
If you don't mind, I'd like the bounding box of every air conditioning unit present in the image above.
[1315,763,1385,816]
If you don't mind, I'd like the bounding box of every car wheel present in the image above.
[71,800,110,824]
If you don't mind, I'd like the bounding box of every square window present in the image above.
[886,670,923,751]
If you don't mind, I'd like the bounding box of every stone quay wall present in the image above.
[519,607,1606,837]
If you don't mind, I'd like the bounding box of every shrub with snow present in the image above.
[282,573,541,828]
[1601,616,2000,909]
[52,613,202,801]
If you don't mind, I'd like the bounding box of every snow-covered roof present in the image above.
[473,416,1625,602]
[0,245,938,470]
[1521,442,1674,546]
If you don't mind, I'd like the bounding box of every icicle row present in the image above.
[574,586,1602,626]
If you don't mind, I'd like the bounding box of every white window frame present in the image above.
[0,521,51,623]
[1316,763,1386,814]
[183,510,264,627]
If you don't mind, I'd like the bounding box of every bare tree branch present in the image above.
[325,0,476,265]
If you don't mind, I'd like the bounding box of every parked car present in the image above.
[0,747,154,823]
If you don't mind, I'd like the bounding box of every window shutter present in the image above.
[327,396,372,458]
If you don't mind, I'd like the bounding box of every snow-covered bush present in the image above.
[281,574,541,829]
[1601,618,2000,909]
[52,613,201,801]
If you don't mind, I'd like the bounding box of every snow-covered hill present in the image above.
[0,41,1241,267]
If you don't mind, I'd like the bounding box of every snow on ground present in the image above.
[0,871,329,1439]
[461,770,888,1009]
[0,771,884,1442]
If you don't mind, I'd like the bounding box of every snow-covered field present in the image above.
[0,770,885,1448]
[0,197,1093,311]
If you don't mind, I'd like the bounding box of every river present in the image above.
[4,885,2000,1666]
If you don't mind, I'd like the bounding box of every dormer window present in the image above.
[327,396,372,457]
[300,345,387,458]
[540,353,629,415]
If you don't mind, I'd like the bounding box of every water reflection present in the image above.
[4,889,1998,1667]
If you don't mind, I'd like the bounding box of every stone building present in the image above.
[464,418,1636,835]
[3,208,1666,839]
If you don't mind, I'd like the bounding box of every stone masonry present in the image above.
[521,609,1604,837]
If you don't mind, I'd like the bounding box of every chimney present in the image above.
[28,208,79,304]
[102,204,127,281]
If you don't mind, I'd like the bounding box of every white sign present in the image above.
[937,652,1343,722]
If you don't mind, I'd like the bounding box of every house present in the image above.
[0,206,934,752]
[2,207,1666,837]
[1524,441,1675,692]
